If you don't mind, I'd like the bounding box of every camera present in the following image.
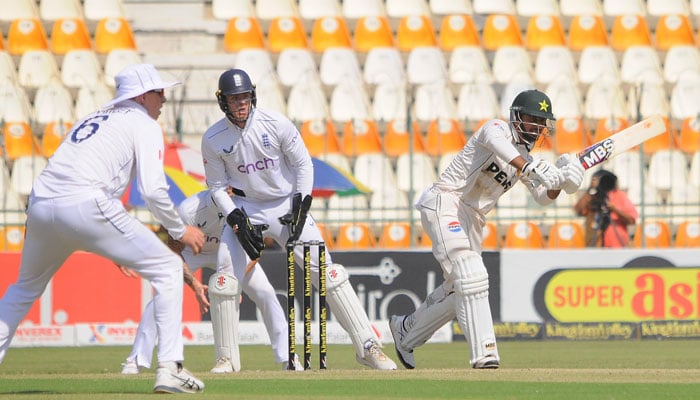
[588,170,618,233]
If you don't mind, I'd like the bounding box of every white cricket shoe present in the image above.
[473,355,499,369]
[281,353,303,371]
[120,359,140,375]
[356,339,397,370]
[153,363,204,394]
[210,357,234,373]
[390,315,415,369]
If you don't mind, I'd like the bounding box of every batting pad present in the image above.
[400,283,456,351]
[451,254,499,366]
[325,263,378,357]
[209,272,241,371]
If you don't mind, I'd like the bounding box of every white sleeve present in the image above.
[202,134,236,216]
[479,121,520,163]
[134,121,186,239]
[281,120,313,197]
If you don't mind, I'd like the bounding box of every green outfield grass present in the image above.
[1,341,700,399]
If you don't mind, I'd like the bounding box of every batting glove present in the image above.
[522,158,563,190]
[555,154,585,194]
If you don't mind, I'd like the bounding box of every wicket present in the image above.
[286,240,327,370]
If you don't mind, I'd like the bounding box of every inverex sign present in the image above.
[500,248,700,323]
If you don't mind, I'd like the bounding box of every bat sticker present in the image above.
[577,138,615,169]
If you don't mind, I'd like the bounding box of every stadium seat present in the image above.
[386,0,430,17]
[492,46,533,84]
[670,77,700,120]
[255,79,287,115]
[584,78,628,120]
[626,83,670,121]
[620,46,663,85]
[84,0,127,21]
[353,16,394,52]
[425,118,466,156]
[335,222,376,249]
[650,0,690,15]
[74,81,113,118]
[678,117,700,154]
[223,17,265,51]
[396,152,437,193]
[94,17,136,53]
[655,14,696,51]
[547,221,586,248]
[11,155,47,198]
[0,34,5,52]
[61,49,103,89]
[504,221,545,248]
[50,18,92,55]
[276,48,317,87]
[330,82,372,123]
[341,119,382,157]
[39,0,83,21]
[525,15,566,51]
[7,18,49,55]
[568,15,608,51]
[212,0,254,19]
[664,45,700,84]
[553,117,589,154]
[534,46,576,85]
[17,49,60,88]
[320,47,362,87]
[286,76,329,122]
[690,151,700,187]
[41,120,71,158]
[516,0,559,15]
[326,192,370,227]
[610,15,652,51]
[639,117,675,154]
[545,76,583,119]
[256,0,299,20]
[482,14,522,51]
[33,78,75,125]
[592,116,629,143]
[457,83,500,123]
[648,149,688,193]
[0,51,18,84]
[449,46,493,84]
[0,226,26,251]
[0,82,33,123]
[396,16,437,51]
[103,49,141,87]
[382,119,425,158]
[473,0,516,14]
[368,186,411,226]
[299,0,341,20]
[353,152,398,192]
[311,16,352,52]
[1,0,39,23]
[300,119,340,156]
[438,15,480,51]
[363,47,405,85]
[268,17,308,53]
[3,122,40,161]
[233,49,275,85]
[560,0,603,16]
[372,82,407,122]
[603,0,647,15]
[413,82,457,122]
[481,221,499,249]
[675,221,700,247]
[406,46,448,85]
[378,221,413,248]
[633,220,672,248]
[577,46,619,84]
[342,0,385,19]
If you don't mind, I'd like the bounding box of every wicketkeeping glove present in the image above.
[227,208,268,260]
[278,193,313,244]
[555,153,585,194]
[521,158,563,190]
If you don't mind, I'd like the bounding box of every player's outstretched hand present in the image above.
[556,154,585,194]
[522,158,563,190]
[180,225,205,255]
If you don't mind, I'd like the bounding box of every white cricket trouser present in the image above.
[0,193,185,365]
[126,253,288,366]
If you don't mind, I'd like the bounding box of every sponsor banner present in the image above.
[544,322,638,340]
[639,320,700,340]
[494,322,543,340]
[11,324,74,347]
[75,323,140,346]
[501,248,700,323]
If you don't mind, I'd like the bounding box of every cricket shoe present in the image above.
[473,355,499,369]
[356,339,397,370]
[153,363,204,394]
[210,357,234,373]
[120,359,140,375]
[281,354,303,371]
[389,315,415,369]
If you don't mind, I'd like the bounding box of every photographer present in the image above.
[574,170,638,247]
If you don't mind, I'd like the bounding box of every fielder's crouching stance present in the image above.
[390,89,585,369]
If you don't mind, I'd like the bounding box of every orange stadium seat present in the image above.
[41,120,72,158]
[641,117,676,154]
[341,119,383,157]
[353,16,394,52]
[633,220,672,248]
[378,222,413,248]
[438,14,480,51]
[268,17,308,53]
[0,226,26,251]
[592,116,629,143]
[568,15,608,51]
[482,221,499,249]
[223,17,265,51]
[50,18,92,54]
[383,119,425,158]
[300,119,341,156]
[3,122,40,160]
[554,117,590,154]
[396,15,437,52]
[0,31,5,50]
[94,17,136,53]
[547,221,586,248]
[504,221,545,248]
[525,15,566,51]
[425,118,466,156]
[675,221,700,247]
[7,18,49,55]
[311,16,352,52]
[482,14,523,51]
[419,229,432,247]
[610,15,652,51]
[655,14,696,51]
[316,222,335,249]
[335,222,376,249]
[679,117,700,154]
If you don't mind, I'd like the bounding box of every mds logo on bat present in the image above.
[577,138,614,169]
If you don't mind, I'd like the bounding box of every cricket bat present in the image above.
[576,115,667,170]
